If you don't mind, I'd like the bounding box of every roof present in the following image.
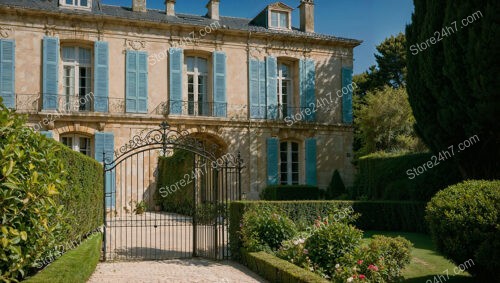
[0,0,362,46]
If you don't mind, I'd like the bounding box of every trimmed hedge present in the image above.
[260,185,320,200]
[241,249,328,283]
[230,201,426,260]
[352,152,461,201]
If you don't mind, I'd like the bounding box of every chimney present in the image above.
[206,0,220,20]
[299,0,314,33]
[132,0,147,12]
[166,0,176,16]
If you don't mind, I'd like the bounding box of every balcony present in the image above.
[250,105,315,122]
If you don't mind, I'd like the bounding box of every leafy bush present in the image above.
[155,149,194,215]
[305,222,363,277]
[0,102,68,281]
[240,208,297,252]
[351,152,461,201]
[260,185,320,200]
[327,170,347,199]
[426,180,500,277]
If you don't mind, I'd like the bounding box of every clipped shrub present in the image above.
[351,152,461,201]
[241,208,297,252]
[155,149,194,215]
[0,102,67,281]
[426,180,500,277]
[327,170,346,199]
[260,185,320,200]
[305,222,363,277]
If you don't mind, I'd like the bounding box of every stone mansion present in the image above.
[0,0,361,199]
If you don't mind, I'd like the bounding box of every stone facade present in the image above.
[0,0,361,200]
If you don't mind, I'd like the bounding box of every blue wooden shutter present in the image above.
[213,51,227,117]
[137,51,148,113]
[94,41,109,112]
[259,61,266,119]
[267,137,279,185]
[169,48,183,115]
[305,138,317,186]
[342,67,353,124]
[40,130,53,139]
[266,56,278,120]
[126,51,138,113]
[300,59,316,122]
[95,132,115,208]
[0,40,15,108]
[249,58,260,118]
[42,37,59,110]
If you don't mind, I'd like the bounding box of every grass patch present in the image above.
[364,231,476,283]
[25,233,102,283]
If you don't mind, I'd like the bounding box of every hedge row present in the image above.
[260,185,320,200]
[241,249,328,283]
[351,152,461,201]
[229,201,426,260]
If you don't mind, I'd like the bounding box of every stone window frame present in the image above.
[268,9,292,30]
[59,0,92,11]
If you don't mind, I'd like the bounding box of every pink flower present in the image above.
[368,264,379,271]
[303,249,309,254]
[357,259,364,265]
[359,274,366,280]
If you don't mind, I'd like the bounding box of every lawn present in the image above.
[364,231,477,283]
[24,233,102,283]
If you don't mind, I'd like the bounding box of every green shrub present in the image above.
[241,208,297,252]
[155,149,194,215]
[327,170,346,199]
[352,152,461,201]
[242,250,329,283]
[0,103,68,281]
[305,222,363,277]
[260,185,320,200]
[426,180,500,277]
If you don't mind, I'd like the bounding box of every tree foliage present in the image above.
[406,0,499,179]
[355,86,425,155]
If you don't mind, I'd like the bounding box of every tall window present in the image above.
[277,63,292,118]
[186,56,209,116]
[271,11,289,29]
[61,134,92,156]
[62,46,92,112]
[280,141,299,185]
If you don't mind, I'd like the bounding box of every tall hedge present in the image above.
[0,100,102,281]
[230,200,426,260]
[352,152,461,200]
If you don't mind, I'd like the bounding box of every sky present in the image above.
[101,0,415,75]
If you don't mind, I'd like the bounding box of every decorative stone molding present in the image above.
[0,26,13,38]
[44,24,57,36]
[125,39,147,51]
[98,122,106,131]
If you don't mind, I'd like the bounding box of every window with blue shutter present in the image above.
[249,59,267,119]
[213,51,227,117]
[300,59,316,122]
[169,48,183,115]
[305,138,317,186]
[40,130,53,139]
[43,37,59,110]
[94,41,109,112]
[342,67,353,124]
[267,137,279,185]
[95,132,115,208]
[266,56,278,120]
[126,50,148,113]
[0,39,15,109]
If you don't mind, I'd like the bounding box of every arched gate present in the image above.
[102,122,242,261]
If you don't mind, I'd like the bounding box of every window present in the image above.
[61,134,92,156]
[61,0,91,8]
[277,63,292,118]
[271,11,289,29]
[280,141,299,185]
[186,56,209,116]
[62,46,92,112]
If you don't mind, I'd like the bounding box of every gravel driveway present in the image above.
[88,258,267,283]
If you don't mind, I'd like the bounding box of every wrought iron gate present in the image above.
[102,122,242,261]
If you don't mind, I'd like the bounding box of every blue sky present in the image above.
[102,0,414,74]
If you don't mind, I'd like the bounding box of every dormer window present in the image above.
[271,11,289,29]
[60,0,91,10]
